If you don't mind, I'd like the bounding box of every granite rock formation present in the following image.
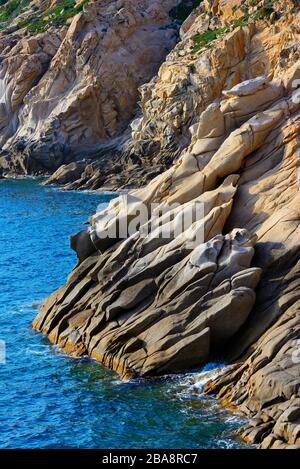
[44,0,300,189]
[31,0,300,449]
[0,0,178,175]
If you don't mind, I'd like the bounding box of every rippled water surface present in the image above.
[0,179,247,449]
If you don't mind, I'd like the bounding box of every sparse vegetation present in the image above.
[19,0,90,34]
[191,0,278,53]
[192,27,226,52]
[260,0,277,17]
[0,0,90,34]
[170,0,202,24]
[0,0,31,30]
[232,13,251,28]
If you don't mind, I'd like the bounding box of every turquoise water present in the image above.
[0,179,246,449]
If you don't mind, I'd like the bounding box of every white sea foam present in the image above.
[193,366,225,391]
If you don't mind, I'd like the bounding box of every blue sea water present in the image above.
[0,178,247,449]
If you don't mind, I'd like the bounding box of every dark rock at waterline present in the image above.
[43,161,89,187]
[33,226,261,379]
[70,229,96,263]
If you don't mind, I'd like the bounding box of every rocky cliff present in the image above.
[33,0,300,190]
[31,0,300,449]
[0,0,179,176]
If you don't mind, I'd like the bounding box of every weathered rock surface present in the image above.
[2,0,300,190]
[40,0,300,190]
[32,0,300,450]
[34,63,300,441]
[0,0,178,175]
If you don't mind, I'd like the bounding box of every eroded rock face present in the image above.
[33,71,299,371]
[45,0,300,191]
[32,0,300,449]
[0,0,178,174]
[34,69,300,445]
[134,1,296,158]
[2,0,300,189]
[34,225,261,378]
[202,69,300,449]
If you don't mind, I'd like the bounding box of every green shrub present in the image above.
[19,0,89,34]
[232,13,251,28]
[192,27,226,52]
[191,0,279,54]
[0,0,31,29]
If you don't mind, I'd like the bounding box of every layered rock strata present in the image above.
[43,0,300,189]
[0,0,178,175]
[34,67,300,447]
[2,0,300,190]
[31,0,300,449]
